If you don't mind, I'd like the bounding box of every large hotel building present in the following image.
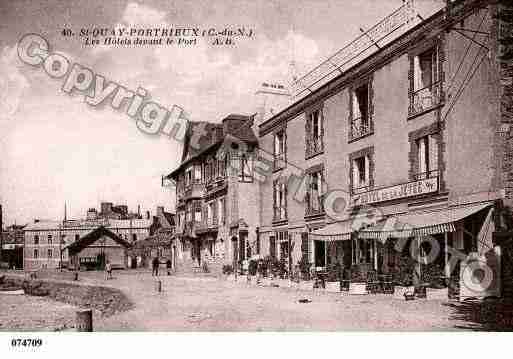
[167,0,513,298]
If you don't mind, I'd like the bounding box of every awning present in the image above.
[309,221,353,242]
[359,202,493,241]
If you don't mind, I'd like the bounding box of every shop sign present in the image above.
[351,177,438,206]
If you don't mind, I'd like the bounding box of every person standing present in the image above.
[105,260,112,280]
[152,256,159,276]
[166,259,172,275]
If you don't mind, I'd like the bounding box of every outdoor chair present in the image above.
[381,274,394,294]
[366,270,380,294]
[341,268,351,291]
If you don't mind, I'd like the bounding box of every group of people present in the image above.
[102,257,173,280]
[152,257,172,276]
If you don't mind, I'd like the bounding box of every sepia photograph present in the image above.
[1,0,513,355]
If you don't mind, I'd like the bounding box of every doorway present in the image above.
[314,240,326,267]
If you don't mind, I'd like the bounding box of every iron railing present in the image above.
[410,82,442,116]
[306,135,324,158]
[350,116,371,139]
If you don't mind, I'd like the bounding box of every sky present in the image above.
[0,0,444,226]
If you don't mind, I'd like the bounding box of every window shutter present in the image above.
[429,134,438,172]
[413,55,422,91]
[284,181,288,218]
[352,159,359,189]
[418,137,427,174]
[364,155,370,186]
[305,115,311,154]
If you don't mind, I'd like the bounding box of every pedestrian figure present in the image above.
[105,260,113,280]
[166,259,172,276]
[152,257,160,276]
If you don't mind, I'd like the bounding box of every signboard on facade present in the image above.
[351,177,439,206]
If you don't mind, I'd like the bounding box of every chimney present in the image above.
[146,210,150,220]
[137,204,141,217]
[157,206,165,217]
[254,82,290,129]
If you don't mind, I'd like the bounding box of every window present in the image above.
[186,203,193,222]
[301,232,310,263]
[411,47,440,116]
[60,235,66,244]
[352,239,373,265]
[274,130,286,170]
[270,236,277,258]
[185,167,193,187]
[352,155,370,194]
[207,202,214,226]
[194,165,202,183]
[277,231,289,261]
[132,233,137,242]
[194,203,202,222]
[350,82,372,139]
[48,248,53,258]
[237,154,253,182]
[415,134,439,180]
[34,235,39,245]
[306,108,324,157]
[218,198,226,225]
[306,168,325,216]
[34,249,39,259]
[48,235,52,245]
[205,159,212,183]
[75,234,80,241]
[273,179,287,221]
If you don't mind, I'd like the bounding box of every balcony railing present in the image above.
[306,135,324,158]
[410,82,442,116]
[305,194,325,217]
[182,183,205,200]
[413,169,439,181]
[350,116,371,140]
[273,207,287,222]
[352,183,371,195]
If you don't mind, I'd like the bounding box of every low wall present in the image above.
[1,275,133,317]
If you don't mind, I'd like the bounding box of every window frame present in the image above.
[305,164,326,217]
[273,128,287,171]
[349,76,374,142]
[238,153,254,183]
[273,178,288,222]
[305,104,324,159]
[349,147,374,195]
[408,41,443,118]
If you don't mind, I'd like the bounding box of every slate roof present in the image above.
[63,226,131,254]
[167,114,258,179]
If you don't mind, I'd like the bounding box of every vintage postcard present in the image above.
[1,0,513,352]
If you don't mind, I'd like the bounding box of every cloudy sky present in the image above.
[0,0,443,225]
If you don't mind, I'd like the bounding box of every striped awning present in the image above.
[309,220,353,242]
[359,202,493,241]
